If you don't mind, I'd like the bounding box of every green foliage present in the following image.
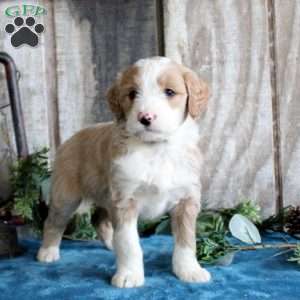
[196,232,236,264]
[220,200,261,225]
[10,148,50,231]
[66,213,97,240]
[196,212,234,264]
[196,212,225,237]
[288,244,300,265]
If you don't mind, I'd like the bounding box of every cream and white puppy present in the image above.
[37,56,210,288]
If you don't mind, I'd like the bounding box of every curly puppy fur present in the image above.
[37,56,210,288]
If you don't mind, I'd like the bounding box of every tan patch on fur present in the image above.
[119,65,140,88]
[178,65,210,119]
[157,65,188,109]
[171,198,200,252]
[106,66,140,121]
[52,123,114,208]
[110,125,131,160]
[184,72,209,119]
[157,63,209,118]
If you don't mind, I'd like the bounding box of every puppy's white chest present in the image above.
[113,143,200,219]
[117,144,190,189]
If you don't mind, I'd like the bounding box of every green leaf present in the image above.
[196,212,225,237]
[196,232,236,264]
[14,198,33,220]
[66,213,97,240]
[10,148,51,230]
[229,214,262,244]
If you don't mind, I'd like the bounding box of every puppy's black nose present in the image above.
[137,112,156,127]
[139,116,151,127]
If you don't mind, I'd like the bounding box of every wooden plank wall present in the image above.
[164,0,300,215]
[275,0,300,208]
[0,0,299,214]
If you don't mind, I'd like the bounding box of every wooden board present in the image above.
[275,1,300,207]
[164,0,276,216]
[53,0,159,143]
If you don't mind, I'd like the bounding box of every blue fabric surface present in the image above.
[0,233,299,300]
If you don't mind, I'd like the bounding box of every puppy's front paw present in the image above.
[174,263,211,283]
[173,246,211,283]
[111,271,144,288]
[37,246,60,263]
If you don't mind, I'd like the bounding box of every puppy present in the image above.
[37,56,210,288]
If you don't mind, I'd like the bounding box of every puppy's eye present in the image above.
[164,88,176,97]
[128,90,138,101]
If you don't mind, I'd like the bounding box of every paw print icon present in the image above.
[5,17,44,48]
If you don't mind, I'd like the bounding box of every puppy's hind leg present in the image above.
[92,207,114,250]
[37,181,81,263]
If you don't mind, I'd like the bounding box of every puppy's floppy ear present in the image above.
[183,70,210,119]
[106,81,123,121]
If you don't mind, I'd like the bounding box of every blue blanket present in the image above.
[0,233,299,300]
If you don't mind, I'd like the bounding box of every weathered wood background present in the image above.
[275,0,300,208]
[0,0,299,216]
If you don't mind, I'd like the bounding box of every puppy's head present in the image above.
[107,57,209,142]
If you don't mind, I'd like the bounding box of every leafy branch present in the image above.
[9,148,50,231]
